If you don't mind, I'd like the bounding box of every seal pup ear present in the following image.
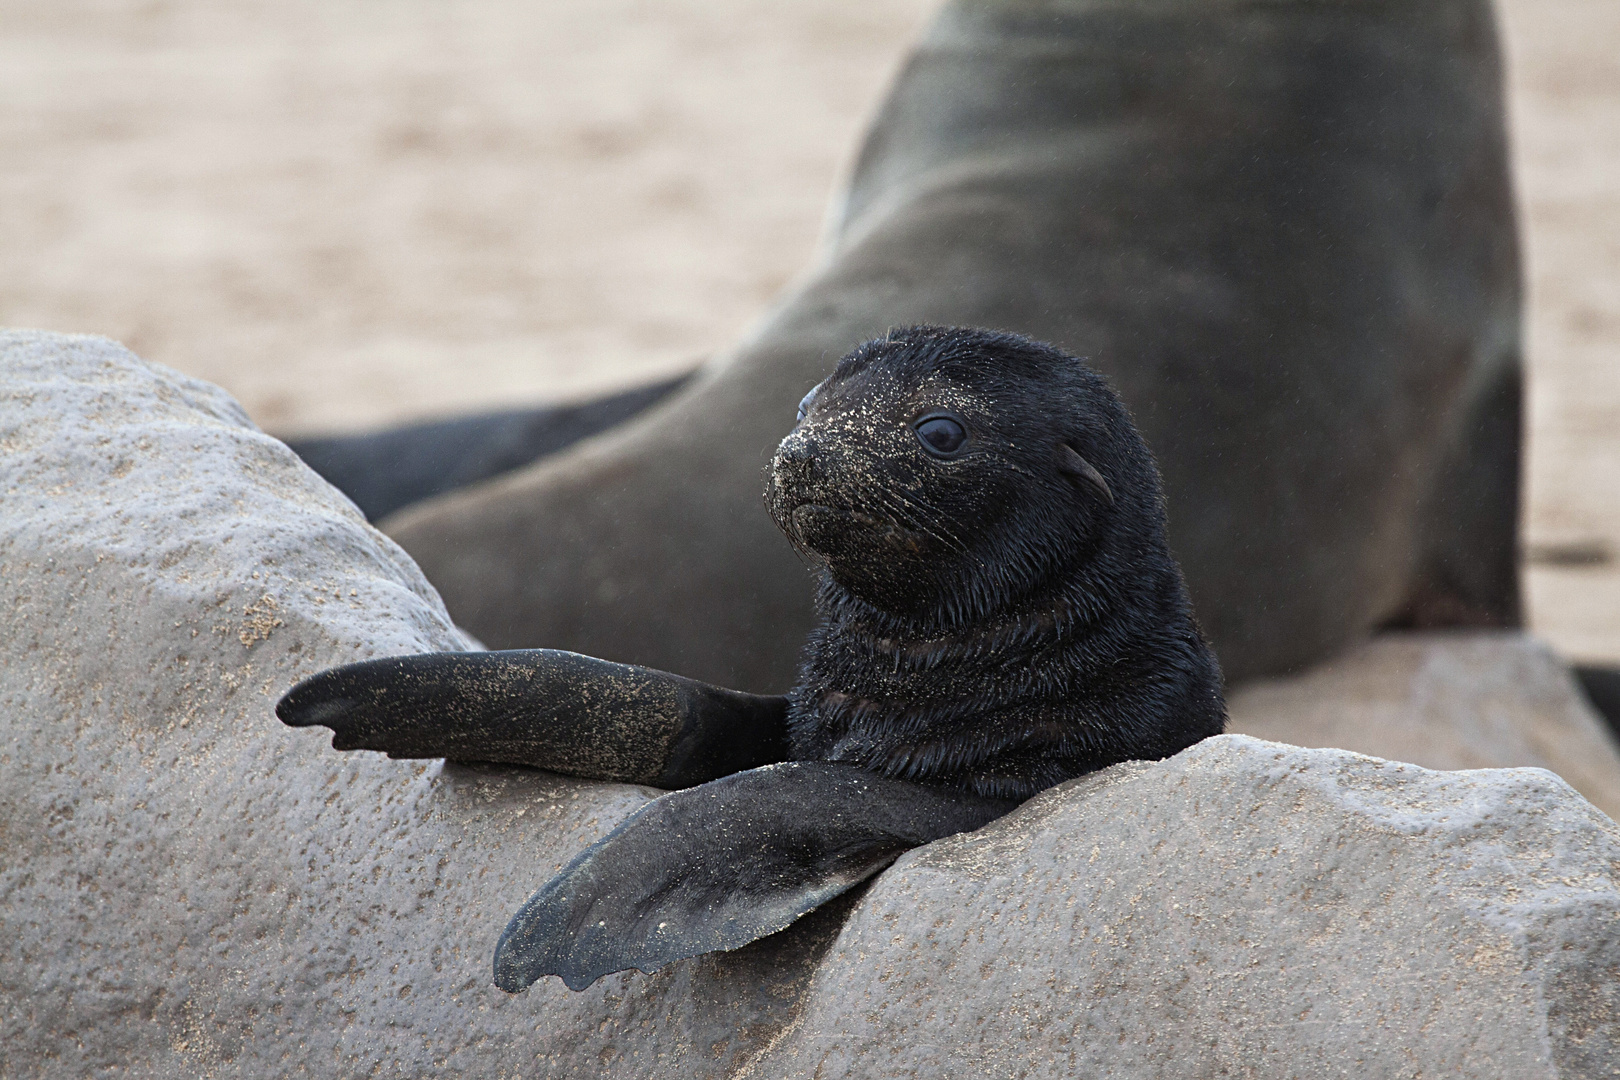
[492,761,1016,992]
[1057,443,1113,505]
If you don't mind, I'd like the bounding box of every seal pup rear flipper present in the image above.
[275,649,789,788]
[493,761,1016,992]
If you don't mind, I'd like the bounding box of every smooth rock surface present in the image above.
[743,734,1620,1079]
[0,331,843,1079]
[1229,631,1620,821]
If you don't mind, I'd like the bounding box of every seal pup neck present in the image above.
[813,551,1118,663]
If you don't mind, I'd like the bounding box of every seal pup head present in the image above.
[767,325,1224,800]
[767,324,1144,623]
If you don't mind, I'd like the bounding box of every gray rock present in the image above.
[743,734,1620,1079]
[1228,631,1620,822]
[0,331,841,1079]
[4,332,1615,1078]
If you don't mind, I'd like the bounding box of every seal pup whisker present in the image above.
[860,484,970,556]
[880,485,975,555]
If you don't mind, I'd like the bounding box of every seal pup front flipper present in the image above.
[493,760,1016,992]
[275,649,789,788]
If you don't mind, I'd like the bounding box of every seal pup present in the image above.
[278,326,1225,991]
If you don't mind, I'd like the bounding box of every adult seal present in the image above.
[278,326,1226,991]
[382,0,1522,696]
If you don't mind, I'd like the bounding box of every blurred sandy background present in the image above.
[2,0,1616,664]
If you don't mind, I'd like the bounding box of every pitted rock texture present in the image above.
[742,735,1620,1079]
[1229,632,1620,821]
[0,331,842,1079]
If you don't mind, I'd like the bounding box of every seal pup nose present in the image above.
[775,430,817,463]
[772,432,821,484]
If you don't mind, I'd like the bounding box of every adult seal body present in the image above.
[278,326,1224,991]
[383,0,1521,696]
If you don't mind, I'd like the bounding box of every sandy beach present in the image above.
[3,0,1615,662]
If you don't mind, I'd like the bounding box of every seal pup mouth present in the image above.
[788,502,923,558]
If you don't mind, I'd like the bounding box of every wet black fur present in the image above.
[767,325,1226,801]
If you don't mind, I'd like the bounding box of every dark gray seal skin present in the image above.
[278,325,1225,992]
[382,0,1521,695]
[284,373,690,522]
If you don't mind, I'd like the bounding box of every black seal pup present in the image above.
[278,325,1225,992]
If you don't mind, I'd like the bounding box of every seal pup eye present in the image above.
[796,384,822,424]
[914,412,968,458]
